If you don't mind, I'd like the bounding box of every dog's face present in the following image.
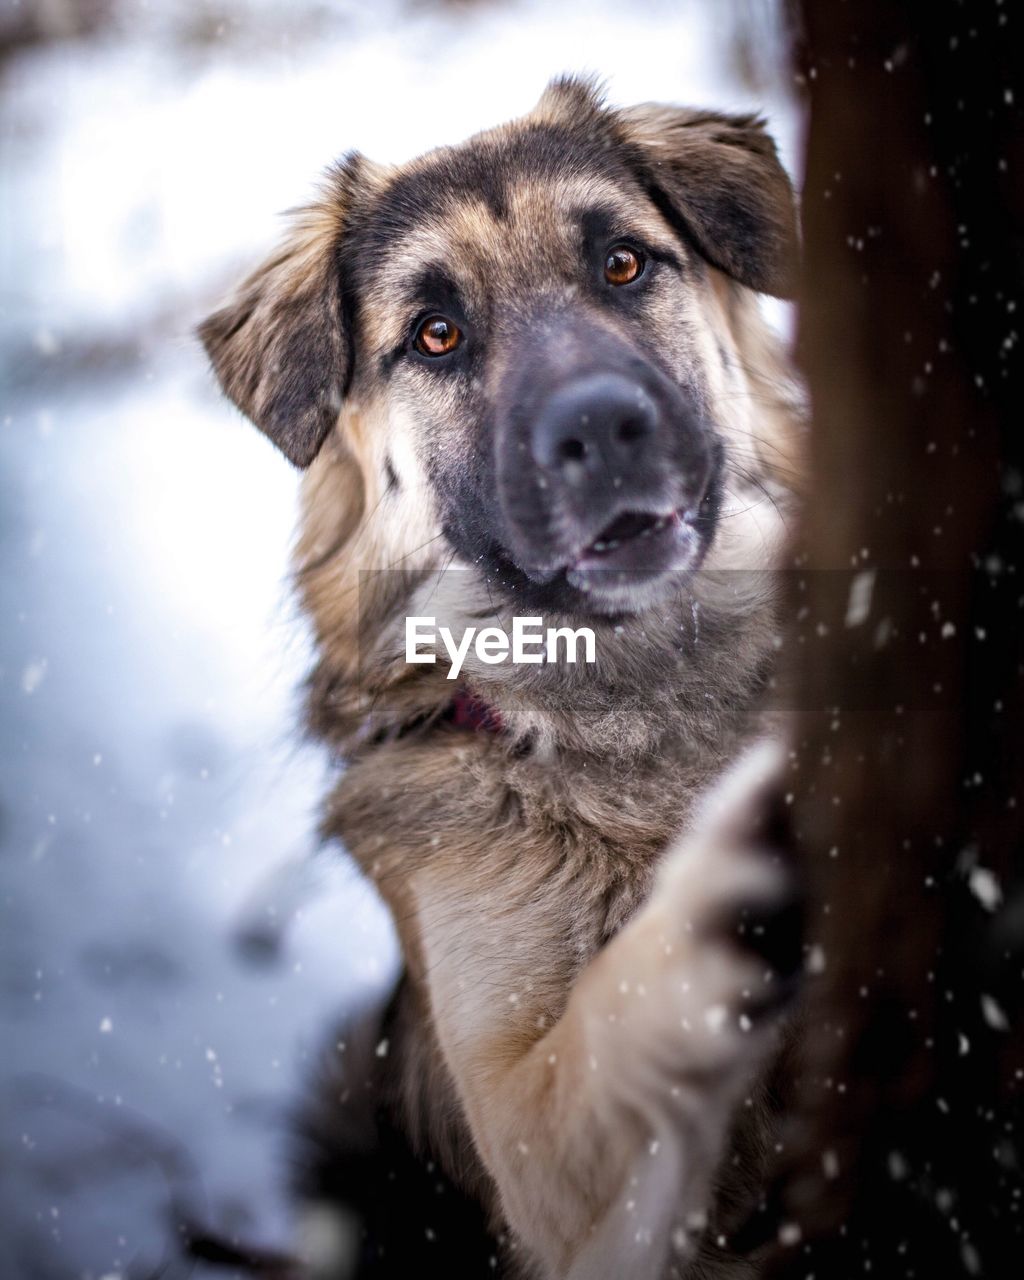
[201,78,797,617]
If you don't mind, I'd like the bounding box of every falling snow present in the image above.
[967,865,1002,911]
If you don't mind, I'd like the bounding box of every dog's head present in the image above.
[201,77,798,618]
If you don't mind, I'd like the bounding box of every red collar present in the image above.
[448,689,504,734]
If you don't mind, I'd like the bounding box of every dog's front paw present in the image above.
[658,740,803,1066]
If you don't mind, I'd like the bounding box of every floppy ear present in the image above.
[198,161,363,468]
[615,105,799,299]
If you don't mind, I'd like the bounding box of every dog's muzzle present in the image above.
[496,361,721,607]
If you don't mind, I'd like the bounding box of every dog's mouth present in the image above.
[560,504,706,584]
[571,508,686,572]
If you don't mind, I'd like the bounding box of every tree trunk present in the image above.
[761,2,1024,1275]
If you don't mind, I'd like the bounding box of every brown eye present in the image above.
[604,245,644,286]
[415,315,462,357]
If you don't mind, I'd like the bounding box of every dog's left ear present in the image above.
[615,105,798,299]
[198,158,371,468]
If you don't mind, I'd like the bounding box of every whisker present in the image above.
[295,487,389,580]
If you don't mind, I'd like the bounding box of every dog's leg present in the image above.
[415,741,799,1280]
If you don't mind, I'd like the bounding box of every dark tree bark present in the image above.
[761,2,1024,1276]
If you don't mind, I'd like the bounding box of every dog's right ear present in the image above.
[198,157,370,468]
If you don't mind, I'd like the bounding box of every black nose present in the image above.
[531,373,659,477]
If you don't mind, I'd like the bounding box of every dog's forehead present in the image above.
[377,121,630,236]
[380,169,628,273]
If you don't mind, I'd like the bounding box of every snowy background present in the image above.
[0,1,797,1275]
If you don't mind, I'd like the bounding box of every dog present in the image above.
[200,76,804,1280]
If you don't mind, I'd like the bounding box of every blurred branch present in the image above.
[0,0,112,65]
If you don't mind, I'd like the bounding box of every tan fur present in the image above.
[202,78,803,1279]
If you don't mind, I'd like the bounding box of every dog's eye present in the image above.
[604,245,645,286]
[415,315,462,357]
